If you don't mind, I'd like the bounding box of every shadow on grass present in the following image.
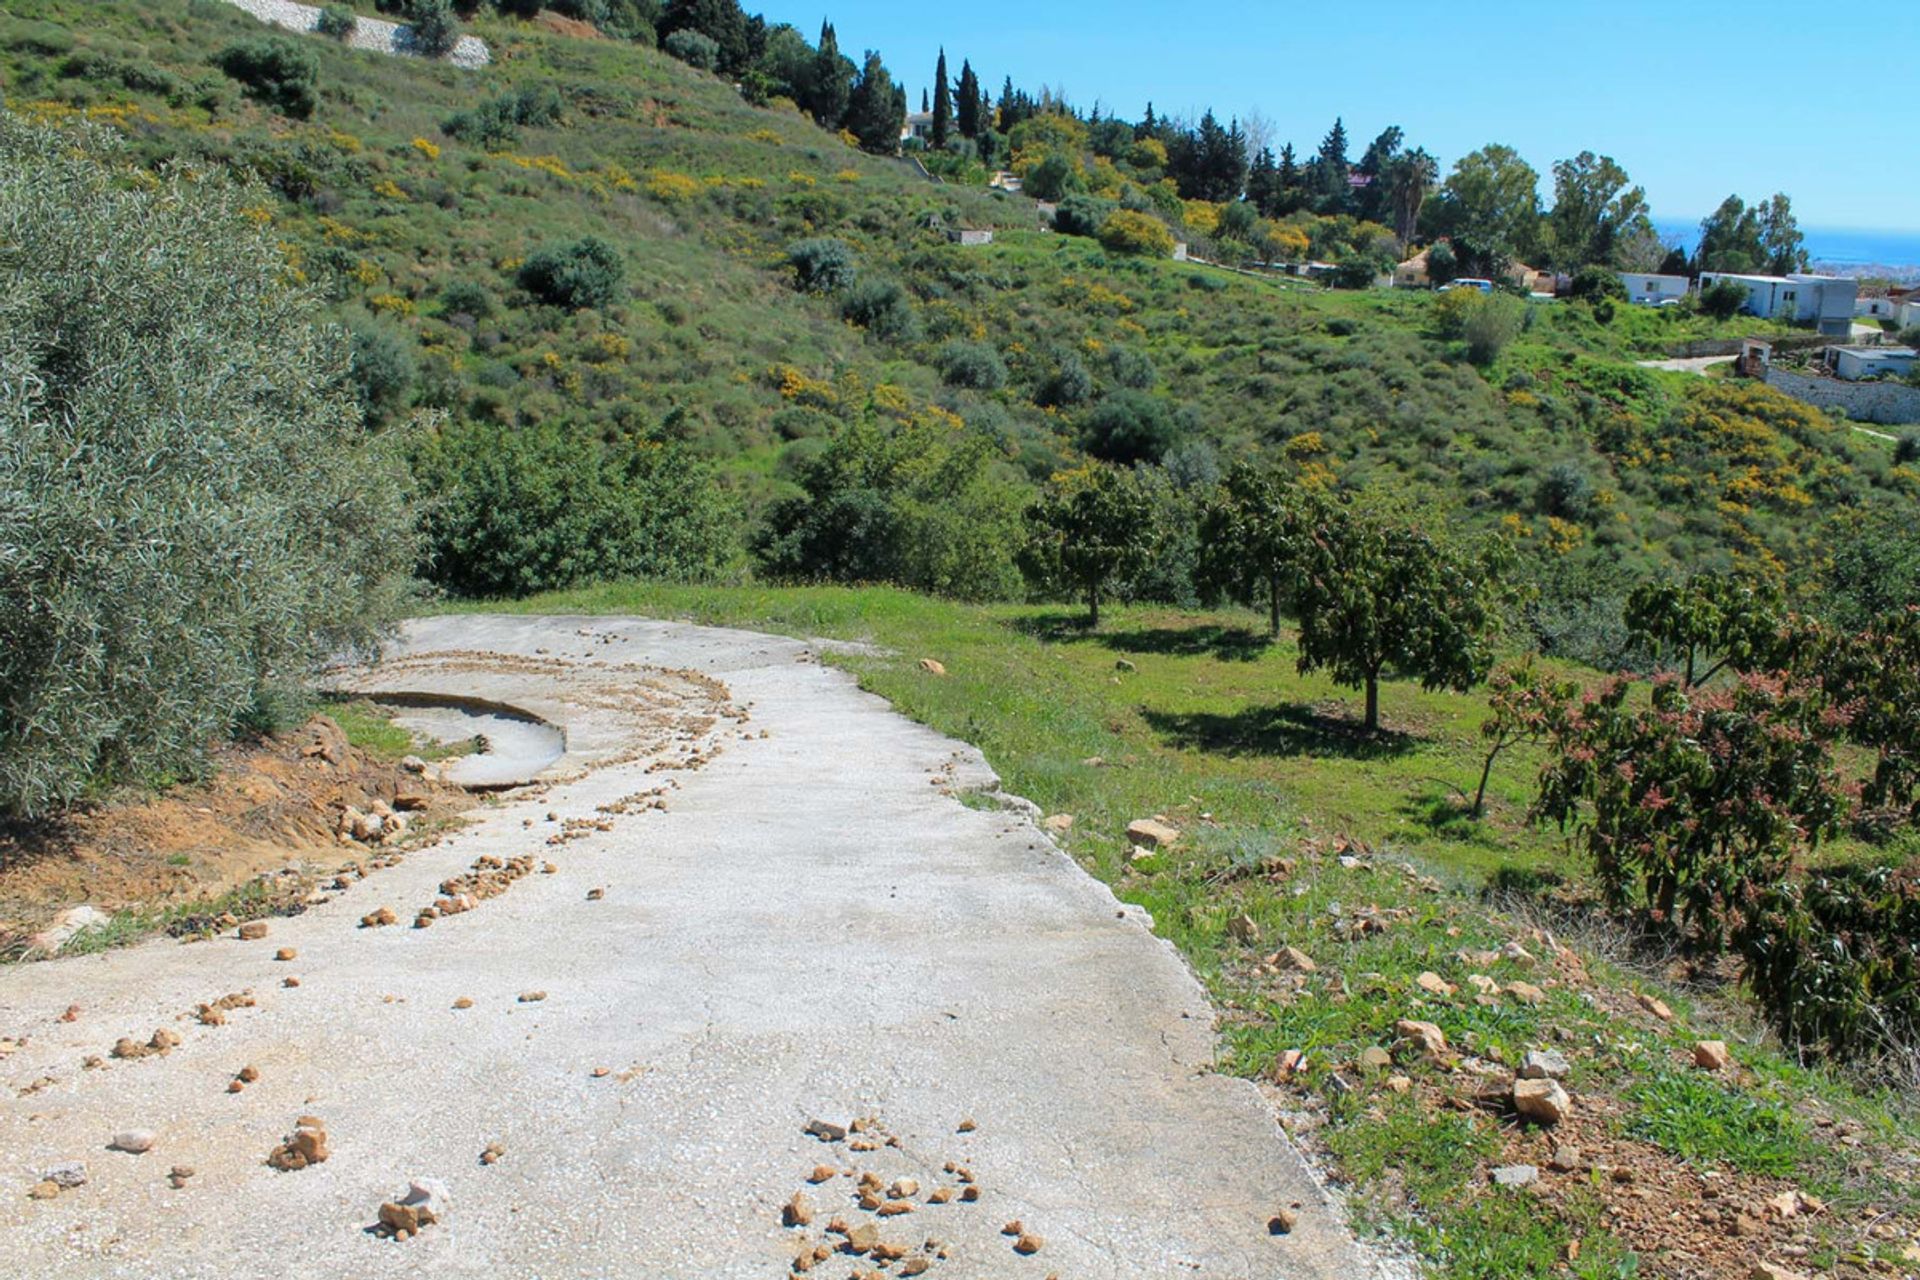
[1143,702,1419,760]
[1008,613,1274,663]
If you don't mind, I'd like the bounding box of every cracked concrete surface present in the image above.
[0,615,1397,1278]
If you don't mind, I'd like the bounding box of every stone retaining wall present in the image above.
[1763,367,1920,426]
[219,0,490,69]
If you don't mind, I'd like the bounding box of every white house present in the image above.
[900,111,934,143]
[1697,271,1859,336]
[1899,297,1920,329]
[1829,346,1917,381]
[1618,271,1690,305]
[1856,295,1899,321]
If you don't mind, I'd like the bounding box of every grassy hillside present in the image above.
[2,0,1913,619]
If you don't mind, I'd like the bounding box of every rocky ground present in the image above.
[0,615,1393,1279]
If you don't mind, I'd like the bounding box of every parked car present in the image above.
[1437,278,1494,295]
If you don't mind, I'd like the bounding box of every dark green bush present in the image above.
[0,114,416,814]
[1535,461,1594,518]
[403,0,460,56]
[414,420,733,597]
[1739,860,1920,1057]
[437,279,493,319]
[214,39,319,119]
[1080,389,1181,464]
[935,340,1008,390]
[317,5,358,38]
[1569,265,1628,304]
[662,29,719,70]
[1037,352,1093,408]
[1895,429,1920,467]
[1052,193,1113,239]
[443,85,563,147]
[347,317,417,420]
[1700,277,1751,320]
[518,236,624,310]
[1106,345,1157,389]
[786,237,856,293]
[839,277,919,341]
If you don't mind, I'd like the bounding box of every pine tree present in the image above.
[1316,116,1350,210]
[808,21,851,129]
[1246,146,1279,217]
[921,88,929,113]
[930,48,951,149]
[956,59,980,138]
[1276,142,1303,216]
[1139,102,1157,139]
[998,76,1016,130]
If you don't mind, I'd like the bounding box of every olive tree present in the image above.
[0,114,418,814]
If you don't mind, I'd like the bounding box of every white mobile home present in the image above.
[1619,272,1689,305]
[1697,271,1859,336]
[1828,347,1917,381]
[1857,296,1898,321]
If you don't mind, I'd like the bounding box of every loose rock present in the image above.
[266,1117,330,1171]
[1518,1049,1570,1081]
[237,921,269,941]
[1014,1233,1044,1255]
[918,659,947,676]
[1267,1208,1297,1235]
[1125,817,1180,849]
[1415,971,1455,997]
[1513,1078,1571,1125]
[1694,1040,1732,1072]
[1637,992,1674,1022]
[1491,1164,1540,1188]
[784,1191,814,1227]
[1395,1018,1447,1059]
[109,1129,157,1154]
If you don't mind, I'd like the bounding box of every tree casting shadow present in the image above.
[1143,702,1419,760]
[1007,613,1274,663]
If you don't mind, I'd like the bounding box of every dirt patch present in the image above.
[532,10,602,39]
[0,715,474,951]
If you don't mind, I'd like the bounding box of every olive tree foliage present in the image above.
[1019,464,1156,625]
[0,115,418,814]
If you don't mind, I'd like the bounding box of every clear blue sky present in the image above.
[757,0,1917,232]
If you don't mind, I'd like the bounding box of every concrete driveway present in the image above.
[0,615,1392,1279]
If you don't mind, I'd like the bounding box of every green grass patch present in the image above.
[1622,1070,1806,1176]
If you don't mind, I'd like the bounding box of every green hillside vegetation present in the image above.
[1,0,1912,637]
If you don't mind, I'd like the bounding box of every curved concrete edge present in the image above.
[343,690,570,790]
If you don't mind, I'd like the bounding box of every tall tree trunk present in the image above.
[1364,673,1380,733]
[1087,580,1100,628]
[1268,578,1281,637]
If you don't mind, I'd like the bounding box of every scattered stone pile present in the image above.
[266,1116,330,1172]
[377,1177,450,1241]
[418,852,537,925]
[783,1116,1054,1275]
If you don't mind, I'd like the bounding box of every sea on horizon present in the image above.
[1653,218,1920,275]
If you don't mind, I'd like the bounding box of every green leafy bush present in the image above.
[402,0,459,57]
[755,418,1026,600]
[1463,295,1524,365]
[663,30,720,70]
[518,236,624,310]
[442,85,563,147]
[934,340,1007,390]
[317,5,358,38]
[0,114,416,814]
[1739,860,1920,1056]
[786,237,856,293]
[1699,277,1751,320]
[214,39,319,119]
[414,420,732,597]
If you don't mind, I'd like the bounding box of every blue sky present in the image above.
[757,0,1918,232]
